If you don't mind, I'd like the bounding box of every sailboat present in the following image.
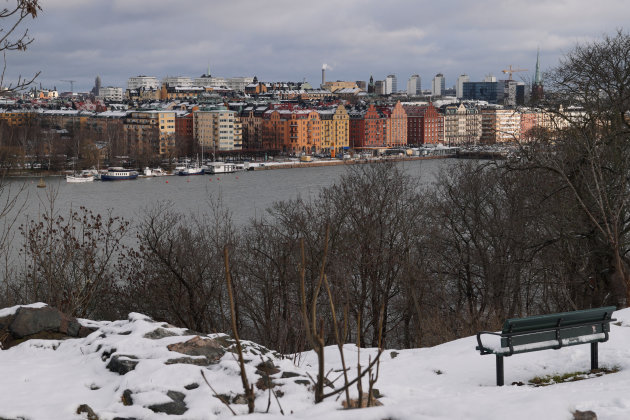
[177,153,205,176]
[66,144,95,183]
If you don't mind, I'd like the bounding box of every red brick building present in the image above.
[403,103,443,145]
[349,104,386,148]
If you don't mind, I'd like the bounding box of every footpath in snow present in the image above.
[1,303,630,419]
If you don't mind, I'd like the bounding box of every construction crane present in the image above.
[60,80,76,92]
[501,65,527,81]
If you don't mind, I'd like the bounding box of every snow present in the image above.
[0,302,48,318]
[481,333,607,354]
[1,307,630,419]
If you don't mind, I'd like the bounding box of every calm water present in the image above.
[12,159,452,226]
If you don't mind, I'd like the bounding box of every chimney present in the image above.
[322,68,325,86]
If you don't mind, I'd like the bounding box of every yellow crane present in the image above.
[502,65,527,81]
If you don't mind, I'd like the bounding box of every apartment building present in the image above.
[193,109,242,153]
[127,76,160,91]
[443,103,481,145]
[403,103,443,145]
[123,111,176,156]
[98,87,124,102]
[318,105,349,156]
[349,104,386,148]
[481,108,521,143]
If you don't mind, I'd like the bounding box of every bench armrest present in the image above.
[476,331,502,355]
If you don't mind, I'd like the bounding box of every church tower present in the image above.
[531,48,544,103]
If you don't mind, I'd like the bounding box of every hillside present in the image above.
[1,304,630,419]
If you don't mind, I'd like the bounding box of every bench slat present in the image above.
[501,306,616,334]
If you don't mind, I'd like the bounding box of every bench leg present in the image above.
[496,355,504,386]
[591,342,598,370]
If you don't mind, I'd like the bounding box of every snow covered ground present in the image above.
[2,304,630,419]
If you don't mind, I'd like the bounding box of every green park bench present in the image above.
[476,306,616,386]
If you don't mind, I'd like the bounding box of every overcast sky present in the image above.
[4,0,630,92]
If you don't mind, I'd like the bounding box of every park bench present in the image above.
[476,306,616,386]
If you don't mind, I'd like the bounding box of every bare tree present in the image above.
[523,30,630,307]
[0,0,41,95]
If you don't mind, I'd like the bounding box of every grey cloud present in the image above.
[4,0,630,91]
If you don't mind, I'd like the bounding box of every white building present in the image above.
[432,73,445,96]
[192,75,254,92]
[127,76,160,91]
[98,86,124,102]
[162,76,193,88]
[456,74,470,99]
[406,74,421,96]
[224,77,255,92]
[193,109,242,152]
[385,74,397,94]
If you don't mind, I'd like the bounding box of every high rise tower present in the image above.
[532,48,544,103]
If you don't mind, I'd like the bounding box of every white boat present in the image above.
[66,174,94,183]
[143,167,167,177]
[177,164,205,176]
[101,167,139,181]
[206,162,238,174]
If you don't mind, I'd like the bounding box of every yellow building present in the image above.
[0,110,36,127]
[318,105,349,156]
[123,111,175,156]
[321,81,358,92]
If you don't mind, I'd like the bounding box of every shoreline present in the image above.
[2,155,455,178]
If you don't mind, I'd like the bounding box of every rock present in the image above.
[281,371,301,379]
[167,336,225,363]
[78,326,97,338]
[121,389,133,406]
[144,328,178,339]
[341,393,384,409]
[147,390,187,415]
[256,375,276,390]
[256,360,280,376]
[232,394,248,405]
[76,404,99,420]
[165,356,210,366]
[573,410,597,420]
[184,383,199,390]
[106,355,139,375]
[1,306,87,349]
[390,351,399,359]
[10,307,62,338]
[295,379,310,386]
[100,347,117,361]
[0,314,15,331]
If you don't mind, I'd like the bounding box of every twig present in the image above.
[224,246,255,413]
[271,387,285,415]
[200,370,236,416]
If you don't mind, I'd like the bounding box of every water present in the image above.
[11,159,451,226]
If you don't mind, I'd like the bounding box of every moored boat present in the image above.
[206,162,238,174]
[66,174,94,183]
[100,167,139,181]
[177,164,205,176]
[143,167,168,177]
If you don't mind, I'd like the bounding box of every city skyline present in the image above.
[4,0,630,92]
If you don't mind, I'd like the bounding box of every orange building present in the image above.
[378,101,407,147]
[262,108,322,154]
[349,104,386,148]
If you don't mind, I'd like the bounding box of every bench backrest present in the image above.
[500,306,616,349]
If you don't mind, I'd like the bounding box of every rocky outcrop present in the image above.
[106,355,139,375]
[0,305,95,349]
[166,335,225,364]
[147,390,187,415]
